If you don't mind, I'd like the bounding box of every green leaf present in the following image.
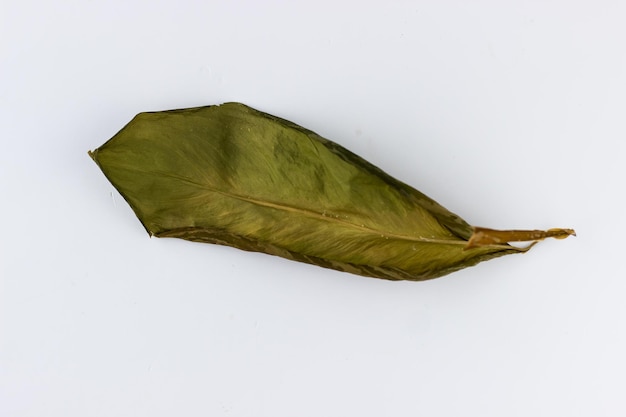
[89,103,574,281]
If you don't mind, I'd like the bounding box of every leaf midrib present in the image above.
[140,168,471,247]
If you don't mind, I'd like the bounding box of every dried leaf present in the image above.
[89,103,574,281]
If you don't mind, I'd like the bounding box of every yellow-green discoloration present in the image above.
[89,103,573,281]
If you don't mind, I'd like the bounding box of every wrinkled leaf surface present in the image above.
[89,103,572,281]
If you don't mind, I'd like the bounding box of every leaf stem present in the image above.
[465,227,576,250]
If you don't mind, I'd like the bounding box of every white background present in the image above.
[1,1,624,416]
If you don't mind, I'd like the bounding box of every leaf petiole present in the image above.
[465,227,576,250]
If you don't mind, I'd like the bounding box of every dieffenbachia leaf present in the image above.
[89,103,574,281]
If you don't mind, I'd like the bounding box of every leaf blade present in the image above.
[89,103,569,281]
